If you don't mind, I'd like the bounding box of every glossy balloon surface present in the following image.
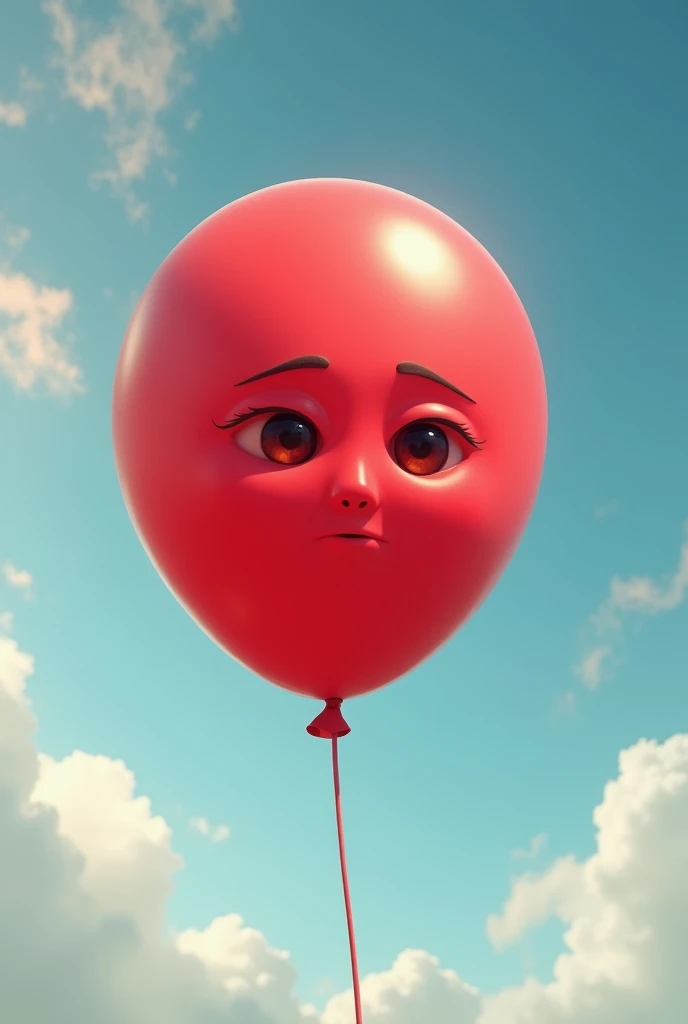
[113,178,547,699]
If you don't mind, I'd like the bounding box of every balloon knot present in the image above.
[306,697,351,739]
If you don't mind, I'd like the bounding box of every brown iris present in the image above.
[260,412,318,465]
[394,421,449,475]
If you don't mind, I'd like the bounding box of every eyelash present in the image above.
[423,417,484,450]
[212,406,485,449]
[212,406,292,430]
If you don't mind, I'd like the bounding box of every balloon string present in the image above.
[332,736,363,1024]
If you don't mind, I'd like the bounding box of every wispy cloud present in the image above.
[0,67,43,128]
[189,815,230,843]
[576,644,613,690]
[180,0,239,41]
[0,216,83,397]
[553,688,577,718]
[575,520,688,690]
[594,500,619,520]
[0,215,31,254]
[0,269,82,396]
[512,832,548,861]
[183,109,201,131]
[2,563,33,599]
[42,0,238,222]
[0,100,28,128]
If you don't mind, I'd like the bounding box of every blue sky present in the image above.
[1,2,687,1022]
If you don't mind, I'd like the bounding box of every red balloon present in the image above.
[112,179,547,703]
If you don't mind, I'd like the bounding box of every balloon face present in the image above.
[112,179,547,701]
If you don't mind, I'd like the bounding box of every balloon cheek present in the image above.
[390,459,492,543]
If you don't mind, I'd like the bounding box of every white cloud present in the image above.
[321,950,481,1024]
[180,0,240,42]
[0,216,83,396]
[513,832,548,860]
[190,816,231,843]
[554,690,577,718]
[594,501,619,520]
[576,520,688,689]
[0,99,28,127]
[184,109,201,131]
[0,632,311,1023]
[480,734,688,1023]
[609,529,688,611]
[1,626,688,1023]
[0,611,14,633]
[0,632,35,706]
[576,645,611,690]
[0,216,31,254]
[177,917,318,1021]
[487,856,585,952]
[43,0,238,222]
[0,269,83,395]
[0,67,44,128]
[2,562,33,597]
[32,751,185,937]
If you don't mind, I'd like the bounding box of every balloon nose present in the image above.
[329,461,379,512]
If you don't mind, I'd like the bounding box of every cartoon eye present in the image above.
[235,411,319,465]
[393,420,465,476]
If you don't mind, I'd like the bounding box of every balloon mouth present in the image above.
[319,533,386,543]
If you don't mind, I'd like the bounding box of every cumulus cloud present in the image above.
[42,0,238,222]
[321,950,481,1024]
[32,750,184,937]
[1,625,688,1023]
[190,815,231,843]
[487,856,585,952]
[480,734,688,1023]
[575,520,688,689]
[177,917,318,1020]
[0,632,312,1023]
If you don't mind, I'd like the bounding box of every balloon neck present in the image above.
[306,697,351,739]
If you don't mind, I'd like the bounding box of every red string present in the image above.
[332,736,364,1024]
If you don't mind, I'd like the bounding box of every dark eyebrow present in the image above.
[396,361,476,404]
[234,354,329,387]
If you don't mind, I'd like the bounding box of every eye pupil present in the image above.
[409,438,433,460]
[279,427,303,450]
[395,422,449,475]
[261,413,317,465]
